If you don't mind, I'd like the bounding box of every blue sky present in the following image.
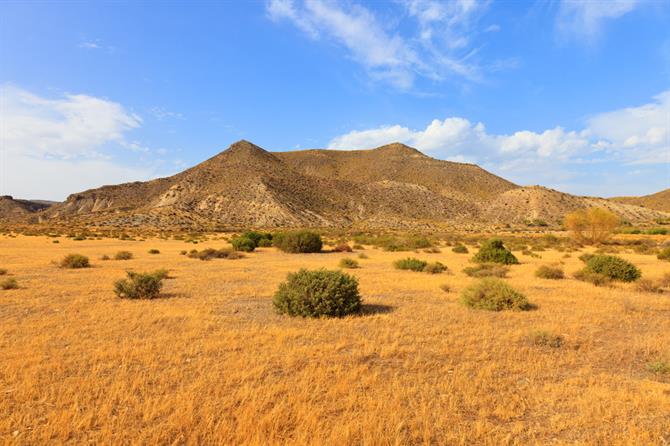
[1,0,669,200]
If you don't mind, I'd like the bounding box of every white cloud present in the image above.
[327,90,670,192]
[78,41,102,49]
[266,0,491,88]
[557,0,639,43]
[0,86,160,200]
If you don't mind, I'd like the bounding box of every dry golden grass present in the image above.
[1,234,669,445]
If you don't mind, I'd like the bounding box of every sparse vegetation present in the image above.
[462,263,509,278]
[114,251,133,260]
[647,360,670,375]
[60,254,90,269]
[535,265,564,280]
[339,257,359,269]
[564,207,619,244]
[273,231,323,253]
[573,270,611,287]
[635,278,663,293]
[657,247,670,261]
[460,278,530,311]
[472,238,518,265]
[148,249,161,254]
[529,330,563,348]
[114,270,165,299]
[1,278,18,290]
[187,248,242,260]
[0,268,7,275]
[439,284,450,293]
[273,269,361,317]
[393,257,428,272]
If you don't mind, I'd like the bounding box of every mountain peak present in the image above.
[226,139,267,154]
[373,142,427,157]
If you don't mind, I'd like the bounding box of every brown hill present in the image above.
[0,196,54,221]
[610,189,670,213]
[13,140,669,230]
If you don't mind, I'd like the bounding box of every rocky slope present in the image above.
[610,189,670,213]
[6,140,669,229]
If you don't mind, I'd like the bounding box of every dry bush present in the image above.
[529,330,564,348]
[273,269,361,317]
[657,247,670,261]
[60,254,90,269]
[0,268,7,275]
[358,252,368,259]
[635,279,663,294]
[114,251,133,260]
[148,249,161,255]
[535,265,564,280]
[339,258,360,269]
[439,284,451,293]
[188,248,240,261]
[423,262,447,274]
[1,278,18,290]
[573,270,611,287]
[452,244,468,254]
[564,208,619,244]
[333,243,353,253]
[463,263,509,278]
[114,271,165,299]
[460,278,530,311]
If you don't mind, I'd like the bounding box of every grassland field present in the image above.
[1,233,669,445]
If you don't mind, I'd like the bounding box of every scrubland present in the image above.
[1,233,669,445]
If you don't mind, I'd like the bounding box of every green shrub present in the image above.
[423,262,447,274]
[231,236,256,252]
[60,254,90,269]
[114,251,133,260]
[452,244,468,254]
[462,263,509,278]
[1,278,18,290]
[658,247,670,261]
[393,257,428,272]
[114,271,165,299]
[460,278,530,311]
[583,255,640,282]
[535,265,564,280]
[241,231,273,247]
[645,228,668,235]
[274,231,323,253]
[339,257,359,269]
[273,269,361,317]
[573,269,611,287]
[148,249,160,255]
[472,239,518,265]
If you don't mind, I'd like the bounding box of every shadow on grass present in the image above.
[360,303,395,315]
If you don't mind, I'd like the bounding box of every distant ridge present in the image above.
[610,189,670,213]
[3,140,668,229]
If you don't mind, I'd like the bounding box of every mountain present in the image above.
[7,140,669,230]
[0,196,55,221]
[610,189,670,213]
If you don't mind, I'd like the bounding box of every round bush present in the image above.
[273,231,323,253]
[472,239,519,265]
[114,271,164,299]
[423,262,447,274]
[273,269,361,317]
[241,231,273,247]
[584,255,640,282]
[114,251,133,260]
[231,236,256,252]
[1,278,18,290]
[460,278,530,311]
[60,254,90,269]
[452,244,469,254]
[148,249,160,255]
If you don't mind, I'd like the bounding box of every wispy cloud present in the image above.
[0,85,162,199]
[327,90,670,195]
[266,0,494,89]
[556,0,640,43]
